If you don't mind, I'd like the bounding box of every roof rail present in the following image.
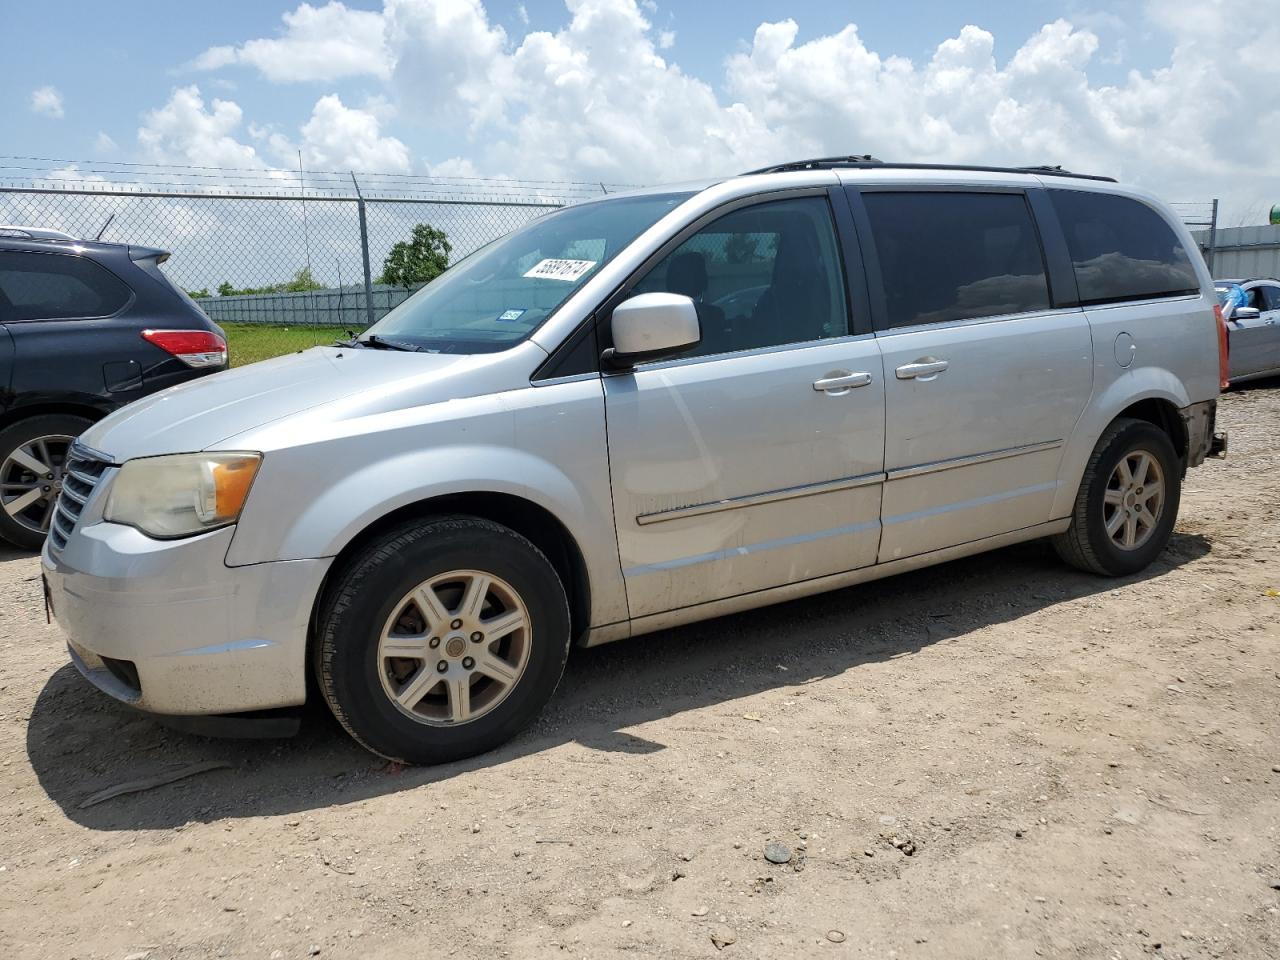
[0,225,79,241]
[742,158,1116,183]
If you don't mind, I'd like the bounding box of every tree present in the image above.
[215,267,323,297]
[378,223,451,287]
[185,287,210,299]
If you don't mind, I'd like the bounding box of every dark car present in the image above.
[0,226,227,549]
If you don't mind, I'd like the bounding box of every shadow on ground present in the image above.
[26,531,1210,831]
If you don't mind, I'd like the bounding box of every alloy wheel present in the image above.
[377,569,531,725]
[1102,449,1165,551]
[0,434,74,536]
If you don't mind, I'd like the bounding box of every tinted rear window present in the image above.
[863,191,1051,328]
[0,251,131,321]
[1048,190,1199,305]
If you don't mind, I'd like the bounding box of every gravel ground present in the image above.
[2,384,1278,960]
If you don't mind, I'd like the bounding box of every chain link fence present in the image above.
[1,159,1225,364]
[0,160,631,364]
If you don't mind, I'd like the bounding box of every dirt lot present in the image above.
[2,385,1278,960]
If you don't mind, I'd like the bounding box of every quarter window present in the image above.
[862,191,1051,328]
[0,252,131,321]
[1048,190,1199,305]
[632,196,849,358]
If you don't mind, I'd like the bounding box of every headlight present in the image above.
[105,452,262,539]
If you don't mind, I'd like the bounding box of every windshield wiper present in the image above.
[360,334,423,353]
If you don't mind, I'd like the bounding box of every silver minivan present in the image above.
[42,159,1229,763]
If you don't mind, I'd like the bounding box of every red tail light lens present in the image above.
[142,329,227,369]
[1213,304,1229,391]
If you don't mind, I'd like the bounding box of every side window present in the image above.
[1258,286,1280,311]
[1048,190,1199,305]
[0,252,131,321]
[861,191,1050,329]
[1245,287,1267,311]
[632,196,848,358]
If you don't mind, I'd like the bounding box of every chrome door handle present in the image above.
[812,371,873,393]
[895,357,949,380]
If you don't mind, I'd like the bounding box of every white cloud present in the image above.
[138,87,410,177]
[93,131,118,153]
[191,1,390,82]
[374,0,1278,221]
[138,85,265,169]
[297,94,412,172]
[657,29,674,50]
[30,85,64,118]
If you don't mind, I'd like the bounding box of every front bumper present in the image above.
[41,523,330,716]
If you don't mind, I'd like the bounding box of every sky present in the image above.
[3,0,1280,225]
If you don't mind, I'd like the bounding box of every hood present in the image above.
[81,345,532,460]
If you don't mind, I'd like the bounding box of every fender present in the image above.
[1051,365,1191,518]
[223,378,629,627]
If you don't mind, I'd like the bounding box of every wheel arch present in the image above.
[1053,371,1193,518]
[309,490,594,654]
[0,400,107,434]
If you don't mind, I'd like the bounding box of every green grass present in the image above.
[221,323,347,367]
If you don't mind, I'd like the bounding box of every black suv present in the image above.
[0,227,227,549]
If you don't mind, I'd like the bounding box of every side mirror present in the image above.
[1233,306,1261,321]
[603,292,701,368]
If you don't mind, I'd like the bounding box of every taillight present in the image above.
[142,329,227,369]
[1213,304,1230,391]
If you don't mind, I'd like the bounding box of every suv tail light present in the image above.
[142,329,227,369]
[1214,304,1230,391]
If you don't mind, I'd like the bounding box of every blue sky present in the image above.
[3,0,1278,221]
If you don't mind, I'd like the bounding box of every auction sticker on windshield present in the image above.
[523,259,597,282]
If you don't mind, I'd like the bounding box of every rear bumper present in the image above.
[1182,399,1220,468]
[41,523,330,715]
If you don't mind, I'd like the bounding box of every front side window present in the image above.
[0,252,131,321]
[367,192,692,353]
[1255,285,1280,311]
[631,195,849,358]
[862,191,1051,329]
[1049,190,1199,305]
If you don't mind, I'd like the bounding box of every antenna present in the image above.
[94,213,115,240]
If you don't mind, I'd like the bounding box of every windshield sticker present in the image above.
[523,258,597,282]
[497,309,526,322]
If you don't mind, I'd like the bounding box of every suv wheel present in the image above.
[1053,418,1181,576]
[0,414,93,551]
[315,516,571,764]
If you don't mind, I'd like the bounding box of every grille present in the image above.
[48,444,111,552]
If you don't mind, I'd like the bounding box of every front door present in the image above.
[603,194,886,618]
[849,187,1093,562]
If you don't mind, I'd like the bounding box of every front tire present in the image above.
[1052,418,1181,576]
[314,516,571,764]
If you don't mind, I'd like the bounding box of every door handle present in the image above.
[895,357,949,380]
[812,371,873,393]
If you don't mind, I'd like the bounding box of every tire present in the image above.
[0,414,93,551]
[314,516,571,764]
[1052,418,1181,576]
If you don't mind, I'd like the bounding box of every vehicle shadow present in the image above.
[26,531,1211,831]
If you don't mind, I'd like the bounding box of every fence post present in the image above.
[351,171,376,328]
[1205,198,1219,275]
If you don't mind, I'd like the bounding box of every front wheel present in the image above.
[1052,418,1181,576]
[314,516,571,764]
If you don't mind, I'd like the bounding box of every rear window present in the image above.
[0,251,131,321]
[1048,190,1199,305]
[862,191,1051,328]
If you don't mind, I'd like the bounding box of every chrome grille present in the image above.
[48,444,111,552]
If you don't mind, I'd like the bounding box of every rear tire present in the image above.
[0,414,92,551]
[1052,418,1181,576]
[314,516,571,764]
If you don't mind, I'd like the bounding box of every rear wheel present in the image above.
[1053,418,1181,576]
[315,516,571,764]
[0,414,92,551]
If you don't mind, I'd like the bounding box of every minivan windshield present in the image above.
[362,191,693,353]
